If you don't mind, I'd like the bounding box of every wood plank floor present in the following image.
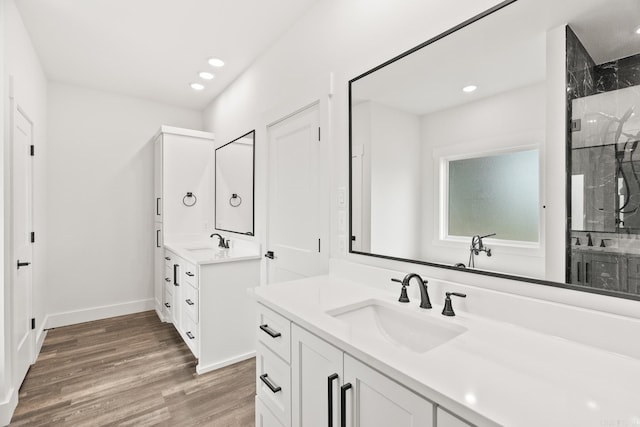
[10,311,256,427]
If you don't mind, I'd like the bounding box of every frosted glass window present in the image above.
[448,149,539,242]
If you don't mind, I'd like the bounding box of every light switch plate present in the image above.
[338,212,347,234]
[338,187,346,208]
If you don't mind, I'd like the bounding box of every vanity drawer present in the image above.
[163,288,173,317]
[181,313,199,357]
[184,262,198,287]
[255,395,285,427]
[183,283,199,323]
[256,342,291,427]
[257,303,291,363]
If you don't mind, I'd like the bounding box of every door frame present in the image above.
[265,99,330,284]
[8,81,36,384]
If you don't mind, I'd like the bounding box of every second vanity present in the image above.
[252,275,640,427]
[159,238,261,374]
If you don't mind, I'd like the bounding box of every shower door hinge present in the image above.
[571,119,581,132]
[31,318,35,330]
[30,145,35,156]
[31,232,35,243]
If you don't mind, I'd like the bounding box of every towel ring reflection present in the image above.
[229,193,242,207]
[183,192,197,207]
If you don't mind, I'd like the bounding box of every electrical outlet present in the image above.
[338,212,346,233]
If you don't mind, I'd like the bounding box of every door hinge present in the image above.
[318,127,321,141]
[30,145,35,156]
[31,318,35,330]
[31,232,35,243]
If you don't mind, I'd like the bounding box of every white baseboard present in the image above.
[46,299,155,329]
[195,351,256,375]
[0,387,18,427]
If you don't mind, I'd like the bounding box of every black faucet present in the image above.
[210,233,229,249]
[586,233,593,247]
[391,273,432,309]
[442,292,467,316]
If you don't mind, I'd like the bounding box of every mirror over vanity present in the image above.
[215,130,255,235]
[349,0,640,300]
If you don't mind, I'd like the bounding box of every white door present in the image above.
[342,355,433,427]
[267,103,327,283]
[12,105,35,385]
[291,325,343,427]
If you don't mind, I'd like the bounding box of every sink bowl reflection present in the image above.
[327,299,467,353]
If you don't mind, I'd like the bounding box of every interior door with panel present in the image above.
[291,325,343,427]
[342,355,433,427]
[12,104,35,385]
[266,103,328,283]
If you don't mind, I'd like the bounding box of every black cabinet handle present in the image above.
[165,256,171,261]
[156,229,161,248]
[328,373,339,427]
[186,299,194,306]
[156,197,161,215]
[341,383,352,427]
[186,331,195,340]
[17,260,31,269]
[173,264,179,286]
[577,262,582,283]
[264,251,275,259]
[186,271,194,277]
[586,262,591,284]
[259,324,281,338]
[259,373,282,393]
[164,302,171,308]
[165,278,171,282]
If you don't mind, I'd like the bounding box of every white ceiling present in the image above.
[16,0,320,110]
[352,0,640,116]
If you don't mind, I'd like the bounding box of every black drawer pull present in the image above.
[156,229,161,248]
[259,373,282,393]
[328,373,339,427]
[165,256,171,261]
[186,331,195,340]
[186,299,195,306]
[341,383,352,427]
[186,271,195,277]
[156,197,161,216]
[164,302,171,308]
[259,324,282,338]
[173,264,179,286]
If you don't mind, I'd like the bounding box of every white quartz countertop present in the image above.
[252,276,640,427]
[165,239,261,265]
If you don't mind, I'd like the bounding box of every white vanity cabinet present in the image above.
[151,126,215,319]
[255,303,469,427]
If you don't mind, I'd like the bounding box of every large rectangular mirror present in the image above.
[349,0,640,300]
[215,130,255,235]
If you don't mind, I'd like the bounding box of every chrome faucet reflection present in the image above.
[210,233,229,249]
[391,273,432,309]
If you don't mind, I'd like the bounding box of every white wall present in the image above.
[201,0,640,320]
[420,83,546,278]
[46,82,202,327]
[1,0,48,422]
[367,102,421,258]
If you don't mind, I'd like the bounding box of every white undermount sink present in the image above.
[184,246,222,256]
[327,299,467,353]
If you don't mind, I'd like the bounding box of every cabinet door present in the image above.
[437,408,473,427]
[343,355,433,427]
[589,253,622,291]
[154,135,163,222]
[154,222,164,313]
[292,325,343,427]
[256,396,285,427]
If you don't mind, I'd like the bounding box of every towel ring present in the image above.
[183,192,197,207]
[229,193,242,207]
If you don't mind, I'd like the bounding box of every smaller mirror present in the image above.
[215,130,255,235]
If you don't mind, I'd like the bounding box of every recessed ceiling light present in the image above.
[190,83,205,91]
[208,58,225,67]
[462,85,477,93]
[199,71,214,80]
